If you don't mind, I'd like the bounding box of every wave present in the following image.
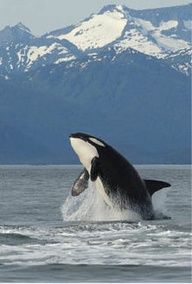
[0,232,47,246]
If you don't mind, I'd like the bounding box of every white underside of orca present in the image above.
[70,137,112,206]
[70,137,98,172]
[94,177,113,207]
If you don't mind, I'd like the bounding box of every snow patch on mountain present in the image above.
[57,9,127,50]
[153,32,189,52]
[164,48,191,75]
[113,23,163,58]
[159,20,178,30]
[27,46,48,66]
[135,18,189,52]
[54,55,75,64]
[120,18,189,56]
[16,42,76,70]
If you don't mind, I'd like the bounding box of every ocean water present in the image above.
[0,165,191,282]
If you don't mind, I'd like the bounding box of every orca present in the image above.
[69,132,171,220]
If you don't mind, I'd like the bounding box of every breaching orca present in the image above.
[69,132,171,220]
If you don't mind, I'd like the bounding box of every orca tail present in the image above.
[144,179,171,196]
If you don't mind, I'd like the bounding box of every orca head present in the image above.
[69,133,106,171]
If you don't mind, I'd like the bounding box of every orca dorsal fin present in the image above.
[144,179,171,196]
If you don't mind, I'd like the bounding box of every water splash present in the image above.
[62,182,141,222]
[152,188,170,219]
[62,181,170,222]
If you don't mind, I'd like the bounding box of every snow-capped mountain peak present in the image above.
[0,4,191,76]
[54,5,127,51]
[47,4,191,58]
[98,4,128,17]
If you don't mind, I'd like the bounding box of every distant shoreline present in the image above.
[0,164,191,168]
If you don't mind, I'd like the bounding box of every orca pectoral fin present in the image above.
[90,157,100,181]
[144,179,171,196]
[71,168,89,196]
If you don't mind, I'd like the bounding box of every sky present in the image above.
[0,0,191,36]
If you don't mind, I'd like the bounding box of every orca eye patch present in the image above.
[89,137,105,147]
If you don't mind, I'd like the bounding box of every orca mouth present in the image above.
[69,133,88,142]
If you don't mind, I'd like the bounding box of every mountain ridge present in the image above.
[0,3,191,76]
[0,4,191,164]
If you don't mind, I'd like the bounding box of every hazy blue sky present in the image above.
[0,0,191,35]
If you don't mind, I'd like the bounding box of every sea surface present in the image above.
[0,165,191,282]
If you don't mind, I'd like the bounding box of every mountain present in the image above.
[164,48,192,75]
[0,4,191,164]
[0,32,82,76]
[0,4,191,77]
[0,22,33,47]
[48,4,191,57]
